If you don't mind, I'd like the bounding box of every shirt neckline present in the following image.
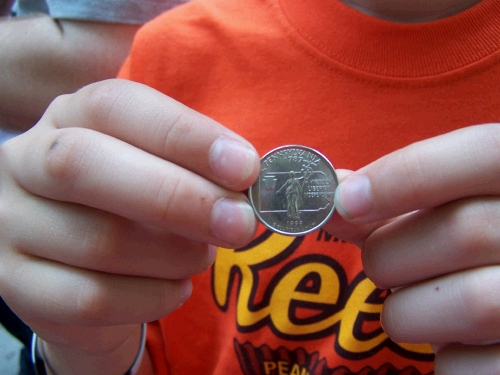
[277,0,500,78]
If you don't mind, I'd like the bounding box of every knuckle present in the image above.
[45,94,69,117]
[460,269,500,334]
[81,80,126,129]
[447,200,500,263]
[80,216,128,267]
[397,145,428,202]
[160,111,196,155]
[148,172,184,224]
[43,129,93,186]
[75,279,111,323]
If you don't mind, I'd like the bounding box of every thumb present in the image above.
[323,169,390,246]
[333,125,500,224]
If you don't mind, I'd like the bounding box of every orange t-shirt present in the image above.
[119,0,500,373]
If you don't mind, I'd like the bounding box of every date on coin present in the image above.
[249,145,338,236]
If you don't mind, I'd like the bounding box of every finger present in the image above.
[45,79,260,191]
[5,193,215,279]
[434,343,500,375]
[5,128,257,248]
[334,124,500,223]
[380,266,500,344]
[0,253,192,328]
[362,197,500,289]
[323,169,394,245]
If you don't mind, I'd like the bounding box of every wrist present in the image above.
[31,323,146,375]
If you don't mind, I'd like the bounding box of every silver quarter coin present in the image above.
[249,145,338,236]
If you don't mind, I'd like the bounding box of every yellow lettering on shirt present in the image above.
[213,232,432,358]
[263,361,311,375]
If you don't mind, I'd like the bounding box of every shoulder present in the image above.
[125,0,280,96]
[17,0,188,24]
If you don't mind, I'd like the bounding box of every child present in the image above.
[0,0,498,374]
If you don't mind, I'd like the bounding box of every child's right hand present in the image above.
[0,79,260,374]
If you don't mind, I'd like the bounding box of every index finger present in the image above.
[45,79,260,191]
[334,124,500,223]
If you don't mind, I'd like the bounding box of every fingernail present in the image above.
[204,245,218,269]
[335,174,373,219]
[211,198,256,245]
[209,137,258,186]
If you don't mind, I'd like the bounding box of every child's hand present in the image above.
[0,79,260,373]
[326,124,500,375]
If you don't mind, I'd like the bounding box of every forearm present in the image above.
[38,324,154,375]
[0,14,139,130]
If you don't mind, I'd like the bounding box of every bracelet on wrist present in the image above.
[31,323,147,375]
[125,322,147,375]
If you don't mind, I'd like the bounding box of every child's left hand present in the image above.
[325,123,500,375]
